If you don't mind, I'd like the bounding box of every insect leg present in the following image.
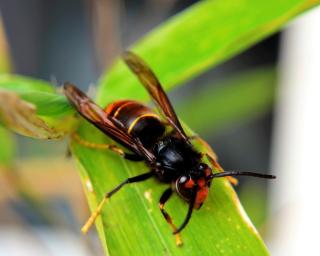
[189,135,238,185]
[81,172,153,234]
[71,132,143,161]
[174,188,196,235]
[159,188,183,246]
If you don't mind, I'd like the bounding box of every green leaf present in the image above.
[0,74,55,93]
[97,0,318,106]
[0,125,15,167]
[0,75,77,139]
[177,67,276,135]
[0,17,11,73]
[17,91,74,117]
[0,16,15,168]
[69,0,320,255]
[72,122,269,255]
[0,74,75,117]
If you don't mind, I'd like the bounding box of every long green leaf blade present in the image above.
[72,122,269,255]
[0,17,11,73]
[0,15,15,167]
[97,0,319,106]
[0,74,55,93]
[177,67,276,135]
[0,125,15,167]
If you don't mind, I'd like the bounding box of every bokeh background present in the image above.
[0,1,319,255]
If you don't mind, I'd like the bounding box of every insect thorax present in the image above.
[153,136,202,183]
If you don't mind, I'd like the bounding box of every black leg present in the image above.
[106,172,152,197]
[71,132,143,161]
[159,188,183,246]
[123,153,143,161]
[81,172,153,234]
[174,190,196,234]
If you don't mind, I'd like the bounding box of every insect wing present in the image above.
[63,83,153,160]
[122,51,188,140]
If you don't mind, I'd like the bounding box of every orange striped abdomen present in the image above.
[105,100,165,148]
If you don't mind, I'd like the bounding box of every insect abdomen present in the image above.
[105,100,165,148]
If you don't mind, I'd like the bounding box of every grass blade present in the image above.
[0,17,11,73]
[0,125,15,167]
[0,15,15,163]
[97,0,319,106]
[177,67,276,135]
[71,122,269,255]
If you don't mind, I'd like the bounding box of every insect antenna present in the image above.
[209,171,276,179]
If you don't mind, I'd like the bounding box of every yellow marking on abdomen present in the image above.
[128,113,160,134]
[113,101,136,118]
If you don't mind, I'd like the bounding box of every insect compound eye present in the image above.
[175,175,194,201]
[178,175,194,188]
[178,175,188,184]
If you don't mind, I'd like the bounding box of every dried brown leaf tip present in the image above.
[0,90,66,139]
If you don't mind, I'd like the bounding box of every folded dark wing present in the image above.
[122,51,188,141]
[63,83,155,161]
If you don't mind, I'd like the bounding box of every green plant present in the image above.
[1,1,319,255]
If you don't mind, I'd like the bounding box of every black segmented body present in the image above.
[105,100,202,183]
[105,100,165,148]
[154,137,202,183]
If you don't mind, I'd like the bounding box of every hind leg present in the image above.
[71,132,143,161]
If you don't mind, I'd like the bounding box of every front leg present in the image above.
[81,172,153,234]
[71,132,143,161]
[159,188,183,246]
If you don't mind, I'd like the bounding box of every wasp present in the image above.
[63,51,275,246]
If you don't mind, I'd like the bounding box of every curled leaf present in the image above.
[0,74,55,93]
[0,90,77,139]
